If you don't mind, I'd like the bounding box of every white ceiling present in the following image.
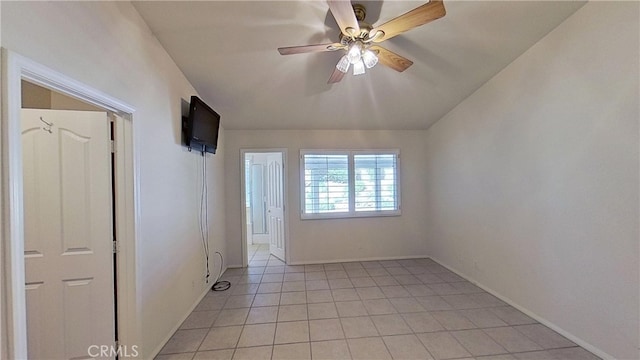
[133,1,585,130]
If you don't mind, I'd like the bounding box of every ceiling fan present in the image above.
[277,0,446,84]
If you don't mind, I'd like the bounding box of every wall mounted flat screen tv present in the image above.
[183,96,220,154]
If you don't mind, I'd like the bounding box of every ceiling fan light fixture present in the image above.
[362,49,378,69]
[336,55,350,73]
[353,59,366,75]
[347,41,363,64]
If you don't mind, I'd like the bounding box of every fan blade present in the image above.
[370,0,446,43]
[370,45,413,72]
[327,0,360,37]
[278,43,343,55]
[328,68,346,84]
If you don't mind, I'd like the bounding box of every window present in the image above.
[301,150,400,219]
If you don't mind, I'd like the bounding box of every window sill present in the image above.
[300,210,401,220]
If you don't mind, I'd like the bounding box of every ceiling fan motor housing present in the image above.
[353,4,366,21]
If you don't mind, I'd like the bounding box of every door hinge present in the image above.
[110,140,116,153]
[112,240,119,253]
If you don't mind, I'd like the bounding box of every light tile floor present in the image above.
[156,248,600,360]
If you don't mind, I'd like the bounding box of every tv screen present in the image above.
[184,96,220,154]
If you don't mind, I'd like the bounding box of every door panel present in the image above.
[25,282,45,358]
[60,129,93,253]
[22,109,115,360]
[22,128,44,257]
[267,153,285,261]
[63,278,94,358]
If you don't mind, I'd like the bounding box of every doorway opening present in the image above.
[3,50,138,359]
[21,81,118,359]
[241,150,288,267]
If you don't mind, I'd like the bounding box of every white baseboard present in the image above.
[287,254,430,266]
[428,256,614,360]
[147,276,223,359]
[231,255,429,268]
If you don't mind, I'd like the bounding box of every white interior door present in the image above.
[266,153,285,261]
[22,109,115,359]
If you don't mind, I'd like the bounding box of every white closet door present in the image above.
[22,109,115,359]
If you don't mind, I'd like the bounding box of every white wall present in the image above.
[423,2,638,359]
[225,130,429,266]
[22,80,103,111]
[21,81,51,109]
[0,3,5,358]
[50,91,103,112]
[1,2,226,358]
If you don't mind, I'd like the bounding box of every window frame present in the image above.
[300,149,401,220]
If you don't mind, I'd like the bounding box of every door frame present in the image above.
[239,149,289,267]
[1,49,140,358]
